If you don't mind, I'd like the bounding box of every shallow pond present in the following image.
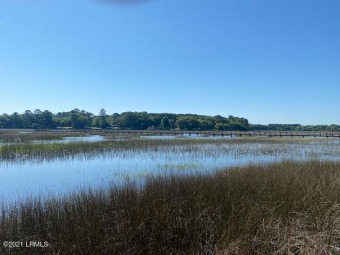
[33,134,107,144]
[1,138,340,203]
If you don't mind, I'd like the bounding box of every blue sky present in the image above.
[0,0,339,124]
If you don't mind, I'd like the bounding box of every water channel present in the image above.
[1,135,340,203]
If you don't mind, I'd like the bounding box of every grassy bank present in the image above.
[0,134,328,162]
[0,130,84,143]
[1,161,340,254]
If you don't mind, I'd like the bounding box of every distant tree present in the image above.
[115,116,127,129]
[92,117,100,128]
[120,112,138,129]
[34,109,42,115]
[199,118,215,130]
[175,117,200,130]
[99,108,106,117]
[77,116,90,128]
[250,124,270,131]
[214,115,225,123]
[138,112,154,130]
[228,121,247,131]
[149,114,161,127]
[110,113,119,127]
[59,117,71,127]
[0,114,11,128]
[98,108,109,128]
[41,110,54,128]
[70,111,79,128]
[0,109,261,131]
[23,110,34,128]
[67,109,91,128]
[11,112,23,128]
[33,109,42,128]
[169,119,175,129]
[160,116,171,130]
[327,124,340,131]
[215,123,229,130]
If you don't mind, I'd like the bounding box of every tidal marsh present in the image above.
[1,131,340,254]
[2,135,340,203]
[0,130,84,144]
[1,161,340,254]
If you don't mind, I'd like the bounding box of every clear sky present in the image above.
[0,0,339,125]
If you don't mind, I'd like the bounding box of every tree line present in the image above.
[0,109,339,131]
[251,123,340,132]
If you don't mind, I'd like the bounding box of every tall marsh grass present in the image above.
[0,131,84,143]
[1,161,340,254]
[0,136,334,162]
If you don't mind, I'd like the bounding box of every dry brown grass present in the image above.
[1,161,340,254]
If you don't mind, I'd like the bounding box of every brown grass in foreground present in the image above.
[1,161,340,254]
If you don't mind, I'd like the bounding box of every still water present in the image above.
[1,136,340,203]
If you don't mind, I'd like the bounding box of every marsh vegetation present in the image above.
[1,130,340,254]
[1,162,340,254]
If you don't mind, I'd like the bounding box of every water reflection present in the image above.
[33,135,106,144]
[1,139,340,203]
